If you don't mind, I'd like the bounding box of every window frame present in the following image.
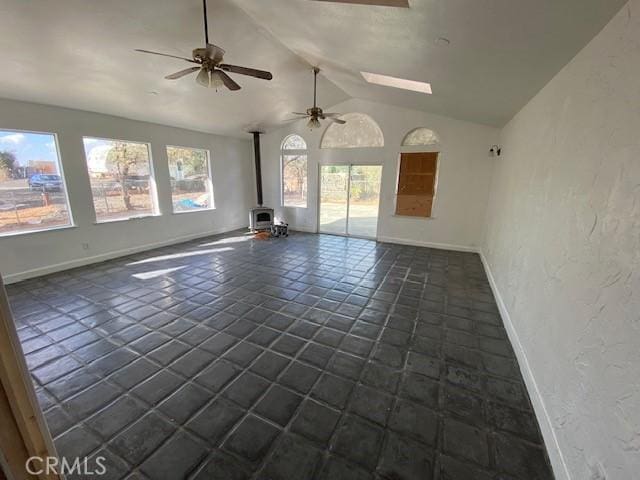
[401,127,441,147]
[0,128,75,238]
[166,144,215,214]
[82,136,160,224]
[280,135,308,209]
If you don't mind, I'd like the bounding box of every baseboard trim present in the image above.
[289,225,317,233]
[479,249,570,480]
[377,235,479,253]
[3,224,247,284]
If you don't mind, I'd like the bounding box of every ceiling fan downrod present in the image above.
[203,0,209,45]
[313,66,319,109]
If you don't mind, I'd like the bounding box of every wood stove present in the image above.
[248,131,274,232]
[249,207,274,231]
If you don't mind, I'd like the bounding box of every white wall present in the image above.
[481,2,639,479]
[0,98,254,282]
[261,98,498,250]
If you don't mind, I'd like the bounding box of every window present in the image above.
[320,113,384,149]
[281,135,308,208]
[0,130,73,236]
[167,146,214,212]
[402,127,440,146]
[83,138,157,222]
[395,152,438,217]
[282,134,307,150]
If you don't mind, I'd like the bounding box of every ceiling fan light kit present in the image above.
[196,68,210,87]
[135,0,272,91]
[307,117,322,129]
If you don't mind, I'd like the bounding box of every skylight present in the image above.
[361,72,432,94]
[313,0,409,7]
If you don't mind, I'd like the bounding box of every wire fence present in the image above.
[89,178,153,218]
[0,186,70,232]
[0,176,210,231]
[320,172,380,203]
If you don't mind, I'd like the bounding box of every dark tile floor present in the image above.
[7,231,554,480]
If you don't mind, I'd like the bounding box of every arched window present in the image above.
[282,134,307,150]
[395,127,441,218]
[320,113,384,149]
[401,127,440,146]
[281,134,308,208]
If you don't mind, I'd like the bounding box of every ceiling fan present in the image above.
[291,67,345,129]
[135,0,273,91]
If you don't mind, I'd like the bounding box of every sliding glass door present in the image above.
[319,165,349,235]
[347,165,382,238]
[319,164,382,238]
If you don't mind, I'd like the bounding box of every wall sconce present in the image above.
[489,145,502,157]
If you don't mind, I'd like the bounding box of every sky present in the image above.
[0,133,157,174]
[0,130,59,166]
[0,132,122,172]
[83,136,110,153]
[83,138,114,174]
[82,138,151,175]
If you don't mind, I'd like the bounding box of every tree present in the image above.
[283,155,306,201]
[106,142,148,211]
[0,151,16,180]
[168,147,206,177]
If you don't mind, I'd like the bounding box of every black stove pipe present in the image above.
[251,131,263,207]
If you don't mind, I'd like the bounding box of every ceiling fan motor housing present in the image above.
[193,48,209,62]
[307,106,323,117]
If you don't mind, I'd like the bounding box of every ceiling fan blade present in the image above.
[206,43,225,63]
[165,67,200,80]
[218,64,273,80]
[328,117,347,125]
[196,68,210,87]
[213,70,241,91]
[135,49,197,63]
[323,113,343,117]
[291,112,309,116]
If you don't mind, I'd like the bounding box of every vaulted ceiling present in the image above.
[0,0,348,137]
[234,0,627,127]
[0,0,626,137]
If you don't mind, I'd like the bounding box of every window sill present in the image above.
[172,208,216,215]
[94,214,161,225]
[392,214,437,220]
[282,205,308,209]
[0,223,76,239]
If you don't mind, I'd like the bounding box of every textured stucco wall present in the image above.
[482,2,640,478]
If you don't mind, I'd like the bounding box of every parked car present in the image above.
[29,174,63,191]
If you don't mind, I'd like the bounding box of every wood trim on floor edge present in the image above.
[479,249,571,480]
[287,226,317,234]
[0,276,60,480]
